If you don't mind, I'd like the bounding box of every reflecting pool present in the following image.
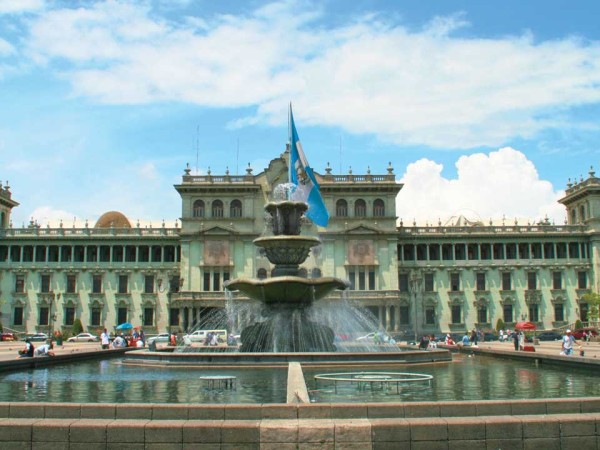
[305,354,600,403]
[1,354,599,404]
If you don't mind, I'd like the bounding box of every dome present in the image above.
[95,211,132,229]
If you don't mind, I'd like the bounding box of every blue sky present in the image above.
[1,0,599,227]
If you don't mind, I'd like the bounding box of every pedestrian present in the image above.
[169,332,177,346]
[470,329,478,346]
[512,330,519,351]
[561,329,579,356]
[101,328,110,350]
[34,342,55,357]
[499,329,504,342]
[18,339,35,358]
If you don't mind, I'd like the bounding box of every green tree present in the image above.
[72,318,84,335]
[495,318,505,332]
[582,292,600,324]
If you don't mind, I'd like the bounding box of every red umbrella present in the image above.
[515,321,537,331]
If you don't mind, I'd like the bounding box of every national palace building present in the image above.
[0,148,596,337]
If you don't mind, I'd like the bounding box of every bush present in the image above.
[72,318,84,335]
[495,318,505,332]
[574,319,583,330]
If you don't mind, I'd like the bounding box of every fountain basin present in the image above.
[225,276,349,304]
[253,235,320,267]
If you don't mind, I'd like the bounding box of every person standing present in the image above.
[512,330,520,351]
[101,328,110,350]
[561,329,578,356]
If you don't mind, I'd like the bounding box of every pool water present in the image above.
[305,354,600,403]
[1,354,599,404]
[0,360,288,404]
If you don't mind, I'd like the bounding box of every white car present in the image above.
[355,332,392,343]
[67,333,99,342]
[147,333,170,344]
[183,329,227,343]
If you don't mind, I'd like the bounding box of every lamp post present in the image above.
[410,271,422,343]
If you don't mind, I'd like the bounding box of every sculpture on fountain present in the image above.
[224,185,349,352]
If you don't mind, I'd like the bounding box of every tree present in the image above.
[582,292,600,324]
[495,318,505,332]
[72,318,84,335]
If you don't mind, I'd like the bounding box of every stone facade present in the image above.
[0,150,596,337]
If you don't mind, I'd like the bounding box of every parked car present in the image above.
[28,333,49,342]
[536,331,562,341]
[147,333,170,344]
[482,332,498,341]
[183,329,227,344]
[0,332,18,341]
[355,332,393,343]
[67,333,99,342]
[571,328,598,340]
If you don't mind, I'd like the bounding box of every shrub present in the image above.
[495,318,505,332]
[574,319,583,330]
[72,318,84,335]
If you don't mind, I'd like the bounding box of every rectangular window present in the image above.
[399,273,409,293]
[578,271,587,289]
[368,270,375,290]
[503,304,513,324]
[358,270,365,290]
[552,272,562,290]
[476,273,486,291]
[117,307,127,325]
[529,305,539,322]
[65,307,75,326]
[451,305,462,324]
[15,275,25,293]
[39,306,49,326]
[213,272,220,291]
[425,307,435,325]
[527,272,537,290]
[92,274,102,294]
[144,275,154,294]
[424,273,434,292]
[348,270,356,290]
[478,307,487,324]
[13,307,23,326]
[554,304,564,322]
[203,272,210,291]
[143,308,154,327]
[91,308,101,326]
[66,274,77,293]
[169,308,180,327]
[450,273,460,291]
[399,306,409,324]
[40,274,51,293]
[502,272,512,291]
[118,275,128,294]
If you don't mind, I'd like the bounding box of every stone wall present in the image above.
[1,399,599,448]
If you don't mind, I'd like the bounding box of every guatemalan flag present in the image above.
[289,105,330,227]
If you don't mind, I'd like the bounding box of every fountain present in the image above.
[224,185,349,352]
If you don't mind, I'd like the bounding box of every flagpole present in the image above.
[288,103,293,199]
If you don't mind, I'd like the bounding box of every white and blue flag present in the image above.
[289,105,329,227]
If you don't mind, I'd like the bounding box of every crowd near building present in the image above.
[0,149,596,338]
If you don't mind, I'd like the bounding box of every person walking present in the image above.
[561,329,578,356]
[101,328,110,350]
[512,330,520,351]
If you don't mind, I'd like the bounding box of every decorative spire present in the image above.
[387,162,394,174]
[184,163,191,176]
[590,166,595,178]
[325,162,332,175]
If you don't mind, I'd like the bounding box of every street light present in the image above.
[410,271,422,342]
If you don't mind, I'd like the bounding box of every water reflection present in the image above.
[1,355,599,404]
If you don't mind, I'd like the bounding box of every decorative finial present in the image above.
[438,218,441,226]
[225,166,229,175]
[590,166,595,178]
[367,166,371,174]
[567,178,572,188]
[348,166,352,175]
[246,162,253,175]
[207,167,211,176]
[184,163,191,176]
[387,162,393,174]
[325,162,332,175]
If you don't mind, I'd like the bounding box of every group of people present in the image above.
[18,339,55,358]
[101,328,146,349]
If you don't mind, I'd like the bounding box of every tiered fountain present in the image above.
[224,189,349,352]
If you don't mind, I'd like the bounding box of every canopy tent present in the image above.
[116,322,133,330]
[514,321,537,331]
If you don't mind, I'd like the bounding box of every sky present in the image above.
[1,0,599,228]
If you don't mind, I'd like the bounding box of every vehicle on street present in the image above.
[572,328,598,340]
[482,332,498,341]
[28,333,49,342]
[67,333,99,342]
[147,333,170,344]
[536,331,563,341]
[183,329,227,344]
[355,332,393,343]
[0,332,18,341]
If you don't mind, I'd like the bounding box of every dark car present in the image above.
[536,331,562,341]
[482,332,498,341]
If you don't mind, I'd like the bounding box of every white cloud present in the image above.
[0,0,44,14]
[14,2,599,148]
[396,147,566,225]
[27,206,83,228]
[0,37,14,55]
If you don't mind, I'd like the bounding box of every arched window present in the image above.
[230,199,242,218]
[336,199,348,217]
[355,199,366,217]
[193,200,205,218]
[212,200,224,218]
[373,199,385,217]
[257,268,267,279]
